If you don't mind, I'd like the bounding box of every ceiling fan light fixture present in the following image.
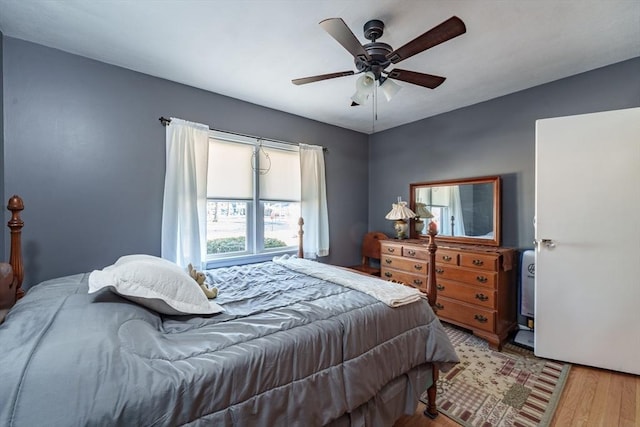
[380,77,402,102]
[350,90,369,106]
[350,71,376,105]
[356,71,376,94]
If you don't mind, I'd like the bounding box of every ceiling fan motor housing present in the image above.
[363,19,384,41]
[355,42,392,78]
[356,19,392,79]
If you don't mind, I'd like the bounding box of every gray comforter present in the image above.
[0,261,458,426]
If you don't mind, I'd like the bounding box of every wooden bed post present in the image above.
[7,195,24,300]
[297,217,304,259]
[425,224,438,309]
[424,223,440,419]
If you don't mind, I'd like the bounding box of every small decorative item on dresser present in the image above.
[385,197,415,239]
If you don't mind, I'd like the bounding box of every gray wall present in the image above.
[3,34,638,289]
[2,37,369,287]
[369,57,640,250]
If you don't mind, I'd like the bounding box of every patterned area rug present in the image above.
[422,324,571,427]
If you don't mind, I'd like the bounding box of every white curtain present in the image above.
[300,144,329,258]
[450,186,466,236]
[161,118,210,268]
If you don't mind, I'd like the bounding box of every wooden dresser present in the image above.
[380,239,517,350]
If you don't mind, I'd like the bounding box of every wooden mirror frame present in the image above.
[410,175,501,246]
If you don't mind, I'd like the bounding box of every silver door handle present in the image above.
[534,239,556,250]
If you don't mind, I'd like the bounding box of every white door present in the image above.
[534,107,640,375]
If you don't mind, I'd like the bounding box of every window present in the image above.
[206,132,301,265]
[162,118,328,269]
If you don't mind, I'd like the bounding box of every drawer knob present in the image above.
[474,314,488,323]
[407,249,416,256]
[385,259,392,264]
[476,275,488,283]
[436,284,445,291]
[388,248,395,253]
[435,303,444,310]
[442,255,452,261]
[384,272,392,278]
[473,259,484,266]
[436,268,444,274]
[413,264,423,271]
[413,279,423,285]
[475,293,489,302]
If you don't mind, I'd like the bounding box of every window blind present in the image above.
[207,138,254,199]
[260,146,301,201]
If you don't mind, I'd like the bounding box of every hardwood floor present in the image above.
[394,364,639,427]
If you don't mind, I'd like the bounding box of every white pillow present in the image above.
[88,256,223,315]
[114,254,182,269]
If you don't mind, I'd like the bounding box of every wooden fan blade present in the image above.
[292,70,355,85]
[387,69,446,89]
[387,16,466,64]
[320,18,371,61]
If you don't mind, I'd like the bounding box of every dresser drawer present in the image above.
[435,278,496,309]
[434,265,497,288]
[435,297,496,333]
[381,242,403,256]
[381,268,428,290]
[381,255,428,274]
[401,245,431,261]
[437,249,459,265]
[459,252,499,271]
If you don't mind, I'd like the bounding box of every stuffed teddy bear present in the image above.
[187,264,218,299]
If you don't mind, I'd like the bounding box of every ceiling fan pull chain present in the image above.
[371,86,376,133]
[375,85,378,122]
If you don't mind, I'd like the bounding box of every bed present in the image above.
[0,195,458,426]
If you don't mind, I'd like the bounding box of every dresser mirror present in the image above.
[410,175,501,246]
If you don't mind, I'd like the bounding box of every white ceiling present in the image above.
[1,1,638,134]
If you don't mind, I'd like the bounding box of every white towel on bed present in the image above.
[273,255,424,307]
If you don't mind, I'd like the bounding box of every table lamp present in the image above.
[385,197,415,239]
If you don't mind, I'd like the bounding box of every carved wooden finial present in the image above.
[7,195,24,299]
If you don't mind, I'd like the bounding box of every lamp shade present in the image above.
[351,72,376,105]
[356,71,376,94]
[350,90,369,106]
[385,198,416,220]
[380,78,401,102]
[414,202,434,219]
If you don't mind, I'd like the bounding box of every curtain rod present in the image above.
[159,117,327,152]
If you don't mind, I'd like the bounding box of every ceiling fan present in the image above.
[292,16,466,105]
